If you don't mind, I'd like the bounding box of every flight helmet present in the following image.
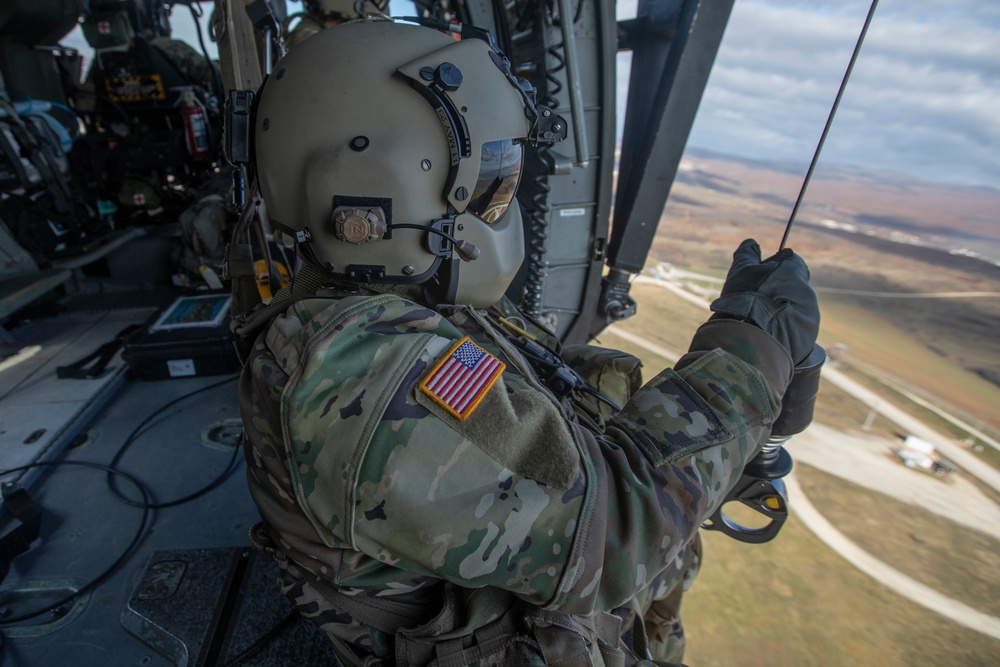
[254,19,564,307]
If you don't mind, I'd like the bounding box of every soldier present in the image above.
[235,18,819,666]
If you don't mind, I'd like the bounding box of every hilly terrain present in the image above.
[648,148,1000,431]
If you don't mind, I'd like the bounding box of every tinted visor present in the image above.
[467,139,523,224]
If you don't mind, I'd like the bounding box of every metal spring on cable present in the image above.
[519,40,565,317]
[523,178,551,316]
[758,435,791,468]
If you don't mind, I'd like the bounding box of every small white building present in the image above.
[903,435,936,456]
[894,435,955,477]
[896,448,935,471]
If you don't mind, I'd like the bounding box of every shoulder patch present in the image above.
[419,336,505,421]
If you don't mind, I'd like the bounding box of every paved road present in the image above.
[848,364,1000,454]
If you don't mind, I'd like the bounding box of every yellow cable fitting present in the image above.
[498,316,536,341]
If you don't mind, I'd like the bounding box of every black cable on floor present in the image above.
[0,461,151,625]
[106,375,241,510]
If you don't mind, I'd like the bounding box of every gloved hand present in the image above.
[710,238,820,365]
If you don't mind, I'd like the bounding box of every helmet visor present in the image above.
[467,139,523,224]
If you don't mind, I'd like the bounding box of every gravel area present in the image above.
[791,423,1000,541]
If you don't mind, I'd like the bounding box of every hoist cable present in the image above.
[781,0,880,250]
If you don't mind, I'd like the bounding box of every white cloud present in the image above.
[682,0,1000,185]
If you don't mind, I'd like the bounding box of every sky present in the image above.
[64,0,999,188]
[624,0,1000,188]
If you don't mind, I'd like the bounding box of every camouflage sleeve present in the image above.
[342,318,790,616]
[245,295,791,620]
[675,318,795,397]
[556,329,788,612]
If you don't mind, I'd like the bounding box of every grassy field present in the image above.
[818,297,1000,432]
[655,155,1000,417]
[606,279,1000,666]
[627,266,1000,448]
[795,463,1000,617]
[683,508,1000,666]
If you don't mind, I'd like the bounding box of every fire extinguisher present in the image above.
[178,87,211,160]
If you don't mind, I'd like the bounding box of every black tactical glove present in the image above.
[710,238,820,365]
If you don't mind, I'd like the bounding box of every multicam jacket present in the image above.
[239,283,793,665]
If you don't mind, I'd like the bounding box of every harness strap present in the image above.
[249,521,429,634]
[311,576,433,636]
[252,207,283,299]
[628,595,652,662]
[226,190,265,327]
[395,586,531,667]
[230,263,333,354]
[226,182,339,363]
[56,324,141,379]
[527,608,626,667]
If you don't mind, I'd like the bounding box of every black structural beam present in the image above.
[593,0,733,337]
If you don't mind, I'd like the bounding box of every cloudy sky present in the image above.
[634,0,1000,187]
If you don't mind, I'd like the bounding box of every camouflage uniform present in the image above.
[239,271,792,665]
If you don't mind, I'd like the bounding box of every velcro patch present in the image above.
[419,337,505,421]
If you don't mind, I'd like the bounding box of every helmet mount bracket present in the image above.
[427,219,456,257]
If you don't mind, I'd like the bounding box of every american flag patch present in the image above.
[419,337,505,420]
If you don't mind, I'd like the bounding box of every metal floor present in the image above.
[0,298,339,665]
